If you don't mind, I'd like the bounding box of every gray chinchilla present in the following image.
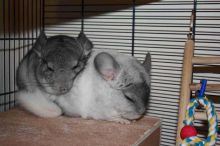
[56,50,151,124]
[16,31,93,118]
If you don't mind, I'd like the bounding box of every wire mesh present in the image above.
[0,0,44,111]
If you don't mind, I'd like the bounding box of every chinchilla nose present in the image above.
[59,69,65,73]
[59,87,68,93]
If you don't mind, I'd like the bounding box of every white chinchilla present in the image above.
[56,50,151,124]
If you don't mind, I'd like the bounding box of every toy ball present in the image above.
[180,125,197,140]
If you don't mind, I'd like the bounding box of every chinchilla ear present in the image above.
[77,31,93,56]
[33,31,47,58]
[94,52,121,81]
[142,52,151,74]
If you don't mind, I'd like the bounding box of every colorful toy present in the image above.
[180,125,197,140]
[180,80,218,146]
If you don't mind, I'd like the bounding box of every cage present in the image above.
[0,0,220,145]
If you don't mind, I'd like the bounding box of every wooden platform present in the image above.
[0,108,161,146]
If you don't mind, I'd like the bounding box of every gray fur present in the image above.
[16,32,93,117]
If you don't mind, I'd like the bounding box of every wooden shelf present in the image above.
[0,108,161,146]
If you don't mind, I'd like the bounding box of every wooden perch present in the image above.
[192,56,220,65]
[190,83,220,91]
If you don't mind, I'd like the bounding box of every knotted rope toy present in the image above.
[180,80,218,146]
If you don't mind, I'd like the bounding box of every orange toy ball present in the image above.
[180,125,197,140]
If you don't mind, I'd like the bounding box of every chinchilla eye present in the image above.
[124,95,135,103]
[72,61,85,73]
[47,66,54,72]
[45,62,54,72]
[71,65,78,70]
[125,83,133,87]
[42,58,54,72]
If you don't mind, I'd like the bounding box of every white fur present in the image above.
[56,50,150,123]
[16,90,62,118]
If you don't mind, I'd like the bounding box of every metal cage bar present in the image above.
[0,0,44,111]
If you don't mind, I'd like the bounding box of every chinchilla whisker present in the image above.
[24,85,56,88]
[18,83,56,87]
[17,81,51,85]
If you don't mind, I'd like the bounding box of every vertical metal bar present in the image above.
[36,0,38,37]
[8,0,11,109]
[23,0,25,56]
[13,0,16,106]
[18,0,21,62]
[31,0,34,46]
[81,0,84,33]
[192,0,197,41]
[131,0,136,56]
[3,0,6,111]
[18,0,21,108]
[39,0,41,31]
[27,0,29,50]
[42,0,45,31]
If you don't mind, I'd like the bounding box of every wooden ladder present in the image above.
[175,35,220,145]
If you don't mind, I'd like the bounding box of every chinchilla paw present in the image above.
[111,118,131,124]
